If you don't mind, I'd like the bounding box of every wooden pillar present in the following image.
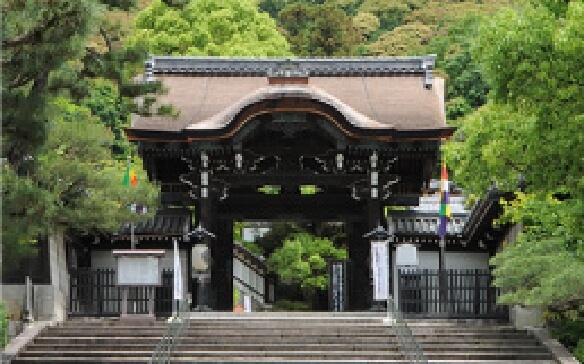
[347,219,369,310]
[195,151,216,309]
[367,150,384,310]
[213,218,233,311]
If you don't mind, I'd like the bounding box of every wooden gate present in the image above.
[69,268,174,317]
[397,269,508,319]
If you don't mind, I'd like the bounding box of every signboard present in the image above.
[116,256,161,286]
[396,243,419,267]
[371,241,389,301]
[113,250,165,286]
[173,239,183,300]
[330,261,345,312]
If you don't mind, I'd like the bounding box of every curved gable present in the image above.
[186,84,388,133]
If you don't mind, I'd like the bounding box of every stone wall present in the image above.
[49,232,69,322]
[1,285,26,321]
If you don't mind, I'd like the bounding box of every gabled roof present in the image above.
[127,56,454,141]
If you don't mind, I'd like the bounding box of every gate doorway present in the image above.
[232,220,349,312]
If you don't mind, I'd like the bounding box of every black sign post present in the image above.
[328,260,348,312]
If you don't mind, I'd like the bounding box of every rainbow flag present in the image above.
[437,163,450,238]
[122,162,138,188]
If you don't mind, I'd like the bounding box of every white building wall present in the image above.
[414,251,490,271]
[232,257,265,310]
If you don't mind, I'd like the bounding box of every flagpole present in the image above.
[130,222,135,250]
[439,235,447,313]
[124,156,138,250]
[438,158,450,314]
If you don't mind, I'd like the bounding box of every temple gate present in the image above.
[119,56,454,311]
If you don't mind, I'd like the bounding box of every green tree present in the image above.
[37,98,158,232]
[1,0,100,166]
[258,0,292,18]
[443,0,584,310]
[278,2,359,56]
[128,0,291,56]
[268,233,347,296]
[2,98,159,272]
[1,1,160,271]
[366,21,433,56]
[353,12,381,41]
[427,16,491,120]
[254,221,305,257]
[358,0,419,31]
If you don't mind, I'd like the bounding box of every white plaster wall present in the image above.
[446,252,490,271]
[411,251,490,271]
[91,249,188,295]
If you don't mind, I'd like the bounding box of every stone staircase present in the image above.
[11,313,558,363]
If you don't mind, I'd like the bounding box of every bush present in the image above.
[233,287,241,307]
[272,300,310,311]
[0,302,8,348]
[548,314,584,361]
[574,339,584,363]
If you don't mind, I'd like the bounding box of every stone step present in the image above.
[56,321,524,331]
[12,360,560,364]
[23,343,551,354]
[32,336,541,345]
[16,349,555,360]
[12,316,559,363]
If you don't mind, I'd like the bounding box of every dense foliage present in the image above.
[128,0,291,56]
[442,5,584,356]
[444,0,584,311]
[0,302,7,348]
[1,0,159,271]
[277,2,359,56]
[268,233,347,295]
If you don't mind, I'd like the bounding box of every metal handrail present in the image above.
[149,299,190,364]
[385,297,427,363]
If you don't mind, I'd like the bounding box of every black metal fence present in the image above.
[69,268,174,317]
[397,269,507,319]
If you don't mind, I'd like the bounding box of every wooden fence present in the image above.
[397,269,507,319]
[69,268,173,317]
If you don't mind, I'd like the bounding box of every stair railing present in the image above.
[385,297,427,363]
[149,299,190,364]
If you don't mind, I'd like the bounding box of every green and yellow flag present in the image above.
[122,162,138,188]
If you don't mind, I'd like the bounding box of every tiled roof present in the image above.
[116,208,191,238]
[129,56,450,137]
[146,56,436,76]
